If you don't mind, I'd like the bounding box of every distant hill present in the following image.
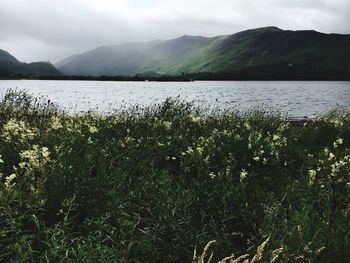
[0,49,19,63]
[0,49,61,78]
[56,27,350,79]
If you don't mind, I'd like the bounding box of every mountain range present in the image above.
[1,27,350,79]
[0,49,60,78]
[55,26,350,79]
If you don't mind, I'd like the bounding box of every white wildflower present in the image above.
[41,147,50,158]
[190,115,201,123]
[5,173,16,187]
[272,134,281,141]
[51,116,63,130]
[240,169,248,182]
[89,126,98,134]
[329,152,335,160]
[336,138,343,145]
[163,121,172,130]
[2,118,36,143]
[253,156,260,162]
[196,147,204,156]
[308,169,317,184]
[186,146,194,154]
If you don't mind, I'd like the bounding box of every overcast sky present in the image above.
[1,0,349,63]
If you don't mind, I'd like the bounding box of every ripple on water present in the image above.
[0,80,349,118]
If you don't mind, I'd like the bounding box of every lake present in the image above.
[0,80,349,118]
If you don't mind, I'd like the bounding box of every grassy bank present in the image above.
[0,90,349,262]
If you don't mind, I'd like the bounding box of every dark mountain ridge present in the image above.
[0,49,61,78]
[56,26,350,79]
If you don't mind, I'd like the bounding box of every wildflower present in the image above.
[209,172,216,179]
[163,121,172,130]
[2,118,36,143]
[248,142,252,150]
[190,115,201,123]
[328,152,335,160]
[324,147,329,155]
[186,146,194,154]
[240,169,248,182]
[5,173,16,187]
[308,169,317,184]
[337,138,343,144]
[42,147,50,158]
[125,136,133,143]
[253,156,260,162]
[225,166,231,176]
[196,147,204,156]
[57,209,64,215]
[278,123,289,132]
[272,134,280,141]
[329,118,343,127]
[19,145,51,172]
[333,138,343,148]
[51,116,63,130]
[89,126,98,134]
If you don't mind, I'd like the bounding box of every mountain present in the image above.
[0,49,61,78]
[0,49,19,63]
[56,27,350,79]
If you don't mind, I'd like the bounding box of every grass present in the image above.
[0,89,349,262]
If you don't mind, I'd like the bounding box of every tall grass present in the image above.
[0,89,349,262]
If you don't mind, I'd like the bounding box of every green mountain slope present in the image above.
[56,27,350,77]
[0,49,61,78]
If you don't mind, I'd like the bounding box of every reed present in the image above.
[0,89,349,262]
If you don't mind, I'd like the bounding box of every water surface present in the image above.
[0,80,349,118]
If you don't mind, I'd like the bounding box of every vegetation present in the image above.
[0,49,61,78]
[56,27,350,78]
[0,90,349,262]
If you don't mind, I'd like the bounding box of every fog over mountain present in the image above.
[54,27,350,79]
[0,0,349,63]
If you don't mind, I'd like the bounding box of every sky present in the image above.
[1,0,349,63]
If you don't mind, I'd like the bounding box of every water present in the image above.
[0,80,349,118]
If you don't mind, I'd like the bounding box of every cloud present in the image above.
[0,0,349,63]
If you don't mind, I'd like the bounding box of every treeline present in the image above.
[187,63,350,81]
[39,74,192,82]
[2,63,350,81]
